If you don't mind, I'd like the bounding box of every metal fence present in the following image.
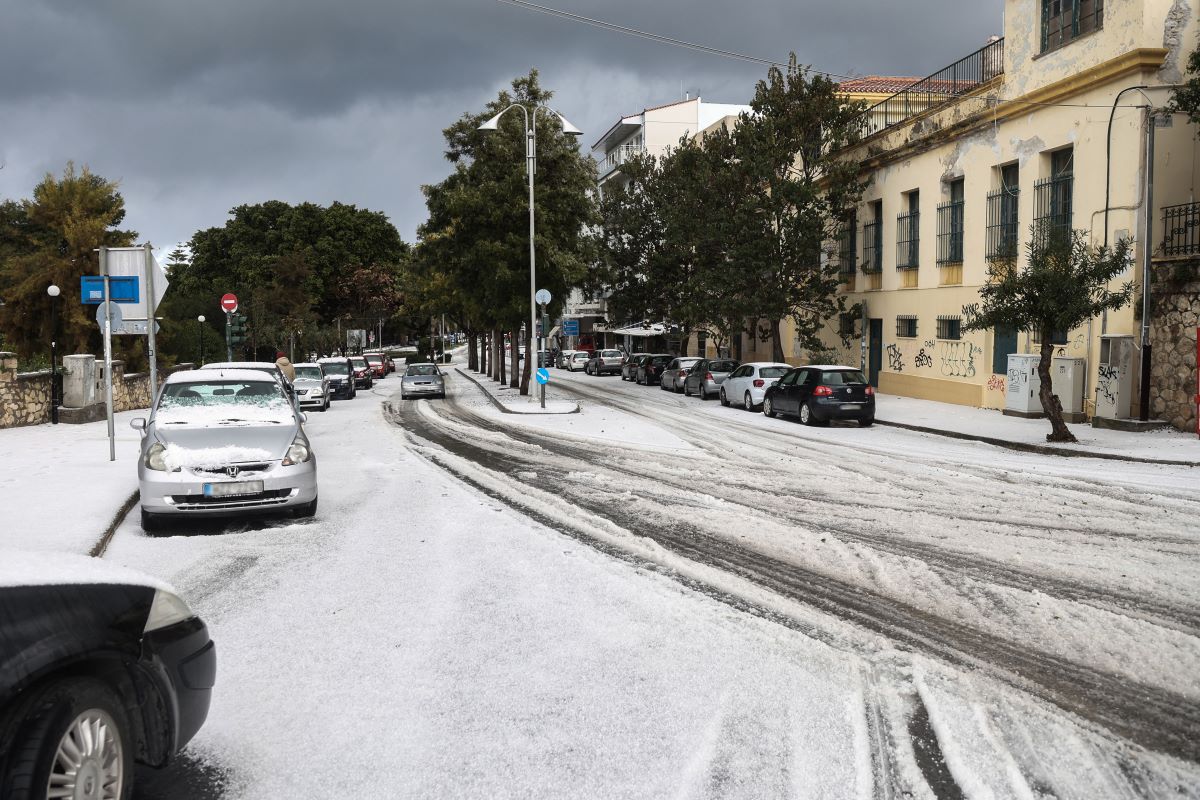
[896,211,920,269]
[1162,201,1200,257]
[986,187,1020,261]
[936,200,964,265]
[857,38,1004,139]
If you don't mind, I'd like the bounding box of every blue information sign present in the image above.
[80,275,140,304]
[562,319,579,336]
[535,368,550,385]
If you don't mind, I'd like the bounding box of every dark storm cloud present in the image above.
[0,0,999,247]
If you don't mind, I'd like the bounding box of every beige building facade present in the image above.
[807,0,1199,424]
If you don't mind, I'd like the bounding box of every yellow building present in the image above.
[807,0,1199,426]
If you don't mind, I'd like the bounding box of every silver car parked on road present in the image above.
[683,358,740,400]
[400,363,446,399]
[659,357,702,392]
[132,369,318,531]
[292,362,330,412]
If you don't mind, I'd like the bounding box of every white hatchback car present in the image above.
[720,362,792,411]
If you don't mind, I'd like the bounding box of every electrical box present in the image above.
[1005,353,1042,416]
[1096,335,1136,419]
[1052,356,1086,421]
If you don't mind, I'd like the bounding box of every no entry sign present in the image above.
[220,293,238,313]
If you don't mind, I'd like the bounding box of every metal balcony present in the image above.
[598,144,646,178]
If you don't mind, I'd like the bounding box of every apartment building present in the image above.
[813,0,1199,428]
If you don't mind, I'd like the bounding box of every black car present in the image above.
[762,365,876,426]
[636,354,674,385]
[319,356,358,400]
[0,553,215,800]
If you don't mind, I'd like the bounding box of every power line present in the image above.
[494,0,853,80]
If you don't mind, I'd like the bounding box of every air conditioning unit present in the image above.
[1096,335,1137,419]
[1004,353,1042,416]
[1052,357,1086,422]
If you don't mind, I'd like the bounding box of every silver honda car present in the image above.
[131,368,318,531]
[400,363,445,399]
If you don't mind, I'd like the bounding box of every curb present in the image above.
[90,489,140,558]
[454,368,580,414]
[875,419,1199,467]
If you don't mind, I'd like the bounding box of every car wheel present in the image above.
[1,677,133,800]
[683,382,691,397]
[660,379,668,391]
[763,396,776,418]
[800,401,817,426]
[675,382,683,394]
[859,417,875,427]
[296,495,318,518]
[700,386,709,401]
[140,507,161,534]
[720,389,729,407]
[744,392,755,411]
[401,392,408,400]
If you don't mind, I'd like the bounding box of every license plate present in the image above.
[204,480,264,497]
[842,403,862,410]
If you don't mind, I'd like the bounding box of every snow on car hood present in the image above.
[0,550,174,592]
[163,443,279,470]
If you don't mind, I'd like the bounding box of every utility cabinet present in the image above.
[1052,357,1086,422]
[1004,353,1043,417]
[1096,335,1137,419]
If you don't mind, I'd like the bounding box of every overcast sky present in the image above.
[0,0,1000,251]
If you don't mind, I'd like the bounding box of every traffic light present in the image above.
[229,313,249,346]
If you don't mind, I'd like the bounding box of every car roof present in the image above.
[804,364,863,371]
[318,356,350,362]
[405,362,438,368]
[0,550,173,592]
[292,362,321,368]
[742,361,792,368]
[201,361,278,369]
[166,368,279,384]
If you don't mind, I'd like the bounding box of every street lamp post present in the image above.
[197,315,206,364]
[47,284,60,424]
[479,103,582,401]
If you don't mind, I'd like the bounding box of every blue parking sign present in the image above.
[535,368,550,385]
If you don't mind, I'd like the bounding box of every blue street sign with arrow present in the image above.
[535,368,550,385]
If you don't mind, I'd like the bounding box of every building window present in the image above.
[936,316,962,340]
[937,179,965,265]
[1041,0,1102,55]
[897,191,920,270]
[896,315,918,338]
[838,313,857,336]
[986,164,1020,261]
[861,201,883,274]
[1034,149,1073,248]
[838,211,857,278]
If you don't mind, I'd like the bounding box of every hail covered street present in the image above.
[101,365,1200,799]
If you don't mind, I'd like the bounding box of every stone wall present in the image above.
[1150,260,1200,433]
[0,353,195,430]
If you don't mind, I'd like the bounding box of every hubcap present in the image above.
[764,398,772,415]
[745,393,752,410]
[48,710,124,800]
[801,405,810,423]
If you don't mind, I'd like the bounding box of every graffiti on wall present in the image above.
[1097,364,1118,405]
[987,374,1007,392]
[887,343,904,372]
[914,348,933,369]
[961,303,980,325]
[940,341,981,378]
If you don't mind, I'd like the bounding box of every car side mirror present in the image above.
[298,412,308,423]
[129,418,146,431]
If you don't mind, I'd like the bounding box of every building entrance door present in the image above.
[868,318,883,387]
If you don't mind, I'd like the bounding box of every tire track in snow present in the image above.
[387,386,1200,767]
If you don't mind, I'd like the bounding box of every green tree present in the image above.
[964,229,1134,443]
[0,163,136,359]
[1170,37,1200,123]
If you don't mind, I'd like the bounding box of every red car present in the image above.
[364,353,387,379]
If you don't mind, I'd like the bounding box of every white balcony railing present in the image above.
[598,144,646,178]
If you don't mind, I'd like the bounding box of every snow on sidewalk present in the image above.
[0,409,146,554]
[876,394,1200,463]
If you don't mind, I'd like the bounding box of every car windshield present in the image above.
[322,362,349,375]
[822,370,868,385]
[365,355,382,364]
[710,360,738,372]
[759,367,788,379]
[156,381,290,423]
[294,366,322,380]
[407,365,440,376]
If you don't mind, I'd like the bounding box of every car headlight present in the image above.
[282,437,311,466]
[144,588,194,632]
[145,442,168,471]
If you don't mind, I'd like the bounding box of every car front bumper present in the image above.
[296,391,326,409]
[142,616,216,753]
[402,381,444,396]
[327,381,354,398]
[138,459,318,517]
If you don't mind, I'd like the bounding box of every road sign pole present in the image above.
[225,311,233,361]
[142,244,159,406]
[100,247,115,462]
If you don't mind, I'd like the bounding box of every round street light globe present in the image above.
[198,315,206,323]
[47,285,60,297]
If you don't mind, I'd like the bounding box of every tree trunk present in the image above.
[496,330,505,384]
[733,329,743,361]
[520,326,532,396]
[509,327,520,390]
[1037,339,1076,443]
[478,332,487,374]
[468,331,478,372]
[770,319,785,362]
[678,329,689,357]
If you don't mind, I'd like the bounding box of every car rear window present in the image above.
[709,360,738,372]
[651,355,672,365]
[602,350,621,358]
[759,367,788,379]
[822,370,868,385]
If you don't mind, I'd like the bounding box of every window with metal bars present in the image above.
[896,316,918,338]
[838,313,857,336]
[937,180,965,265]
[1034,150,1073,248]
[862,220,883,273]
[936,316,962,340]
[896,192,920,270]
[1041,0,1102,54]
[986,164,1020,261]
[838,214,857,277]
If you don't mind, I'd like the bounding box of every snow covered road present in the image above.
[89,368,1200,798]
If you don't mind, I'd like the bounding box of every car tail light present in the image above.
[813,385,833,397]
[705,373,713,381]
[866,386,875,396]
[753,379,764,388]
[679,370,688,376]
